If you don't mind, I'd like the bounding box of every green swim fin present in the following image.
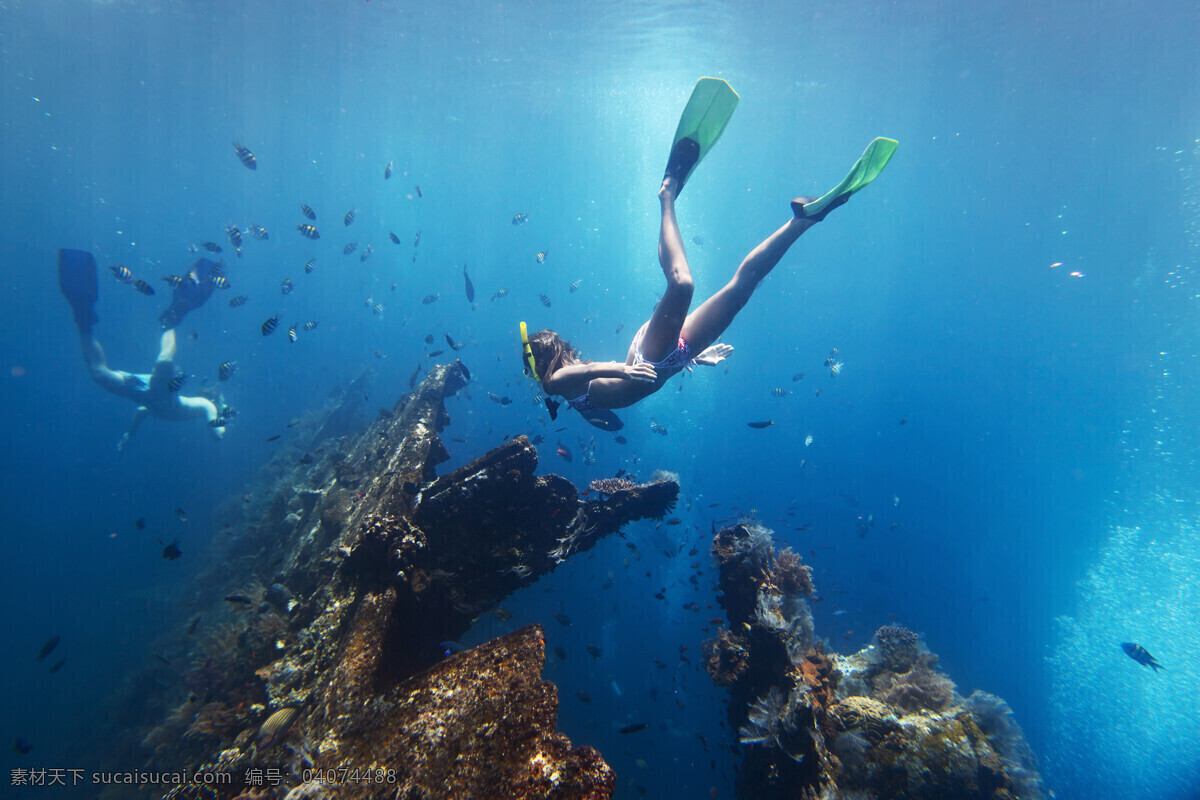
[796,137,898,221]
[664,77,740,194]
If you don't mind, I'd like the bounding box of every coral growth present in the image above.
[871,656,957,714]
[755,588,815,664]
[587,477,636,496]
[702,627,751,686]
[738,684,814,762]
[769,546,814,597]
[872,625,921,672]
[183,702,244,743]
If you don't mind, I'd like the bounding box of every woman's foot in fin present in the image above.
[792,192,850,222]
[664,137,700,195]
[660,175,680,202]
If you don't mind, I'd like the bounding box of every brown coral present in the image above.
[183,702,244,743]
[872,624,921,672]
[703,628,751,686]
[770,546,814,596]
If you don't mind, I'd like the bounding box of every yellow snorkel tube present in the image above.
[520,321,540,381]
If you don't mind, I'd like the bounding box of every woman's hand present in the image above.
[693,343,734,366]
[624,363,657,382]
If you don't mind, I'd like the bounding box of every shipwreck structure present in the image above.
[127,363,677,800]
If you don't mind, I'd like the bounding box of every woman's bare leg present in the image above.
[638,177,695,362]
[682,209,817,352]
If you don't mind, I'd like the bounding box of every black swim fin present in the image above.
[159,257,218,329]
[58,249,99,333]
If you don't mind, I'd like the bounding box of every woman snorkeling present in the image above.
[521,79,896,430]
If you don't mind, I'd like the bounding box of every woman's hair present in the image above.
[525,329,584,381]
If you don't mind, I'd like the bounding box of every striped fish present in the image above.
[255,708,299,749]
[232,140,256,170]
[261,315,281,336]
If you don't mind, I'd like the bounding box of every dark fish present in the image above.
[576,691,592,704]
[487,393,511,405]
[747,420,775,429]
[414,185,422,198]
[300,204,316,220]
[539,293,551,307]
[424,334,435,344]
[614,436,627,444]
[296,224,320,240]
[463,264,475,303]
[223,594,253,605]
[248,225,269,240]
[444,333,465,351]
[344,209,356,226]
[555,441,572,462]
[187,615,201,635]
[553,611,572,627]
[303,321,319,331]
[201,241,223,253]
[304,259,315,274]
[343,242,358,255]
[226,223,243,248]
[619,723,649,735]
[771,388,787,397]
[48,658,66,674]
[211,275,230,290]
[13,738,32,755]
[174,507,188,521]
[512,213,528,225]
[389,231,400,244]
[426,350,444,358]
[135,517,146,530]
[545,398,560,421]
[586,644,602,659]
[569,279,581,293]
[228,295,248,307]
[792,372,805,381]
[493,608,512,621]
[256,708,299,749]
[408,365,421,389]
[536,250,547,264]
[553,646,567,660]
[265,435,281,442]
[1122,642,1164,672]
[422,293,439,305]
[299,452,314,465]
[288,324,298,343]
[36,636,60,661]
[262,315,281,336]
[162,274,184,287]
[218,361,237,381]
[414,230,421,247]
[109,265,134,283]
[132,279,155,296]
[491,288,508,301]
[154,653,171,665]
[615,323,625,334]
[161,540,182,560]
[899,417,908,425]
[232,140,256,170]
[384,160,393,180]
[360,244,373,262]
[167,374,188,393]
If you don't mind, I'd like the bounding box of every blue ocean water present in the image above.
[1,1,1198,798]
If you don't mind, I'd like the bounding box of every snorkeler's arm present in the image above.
[544,361,656,394]
[118,406,149,451]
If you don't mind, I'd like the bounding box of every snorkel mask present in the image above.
[520,321,540,381]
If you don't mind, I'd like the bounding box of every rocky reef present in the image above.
[703,520,1047,800]
[122,362,677,800]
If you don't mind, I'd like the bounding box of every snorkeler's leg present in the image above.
[682,212,816,351]
[117,406,148,451]
[148,328,177,391]
[639,177,695,362]
[79,330,129,394]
